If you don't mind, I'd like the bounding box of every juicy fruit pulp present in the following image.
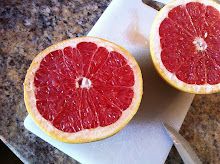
[159,2,220,85]
[34,42,135,133]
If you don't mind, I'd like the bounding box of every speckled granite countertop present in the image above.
[0,0,219,163]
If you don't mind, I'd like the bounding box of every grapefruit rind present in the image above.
[24,36,143,143]
[150,0,220,94]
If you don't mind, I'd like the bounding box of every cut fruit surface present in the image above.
[150,0,220,94]
[24,37,143,143]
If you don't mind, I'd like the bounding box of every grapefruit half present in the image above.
[24,37,143,143]
[150,0,220,94]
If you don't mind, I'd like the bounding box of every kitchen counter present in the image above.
[0,0,219,163]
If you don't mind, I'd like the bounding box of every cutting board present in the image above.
[24,0,195,163]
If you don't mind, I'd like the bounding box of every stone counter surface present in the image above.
[0,0,219,163]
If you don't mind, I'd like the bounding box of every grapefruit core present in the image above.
[24,37,143,143]
[150,0,220,94]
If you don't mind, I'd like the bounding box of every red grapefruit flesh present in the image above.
[150,0,220,94]
[24,37,143,143]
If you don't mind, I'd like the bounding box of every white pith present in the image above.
[24,37,143,142]
[76,77,92,89]
[150,0,220,93]
[193,37,208,51]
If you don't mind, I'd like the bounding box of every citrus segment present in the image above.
[87,47,109,76]
[186,2,207,36]
[89,88,122,126]
[150,0,220,93]
[24,37,143,143]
